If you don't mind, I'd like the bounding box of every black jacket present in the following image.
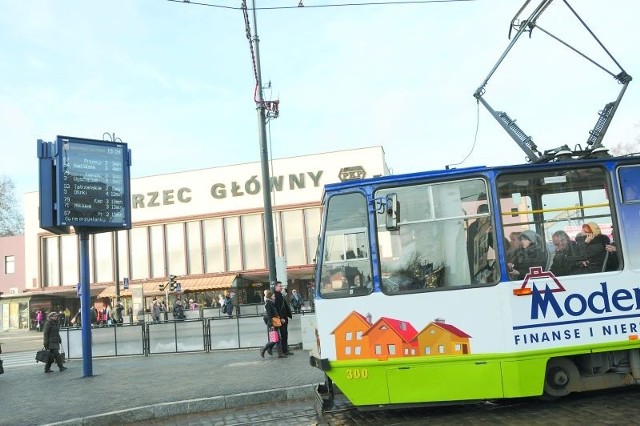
[577,234,610,273]
[274,291,292,319]
[550,240,581,276]
[512,244,547,280]
[43,316,61,351]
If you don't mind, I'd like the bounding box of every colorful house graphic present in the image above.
[364,317,418,359]
[331,311,372,360]
[332,311,473,360]
[414,318,472,356]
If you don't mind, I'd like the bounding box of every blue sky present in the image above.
[1,0,639,207]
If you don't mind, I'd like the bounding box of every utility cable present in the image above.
[168,0,479,11]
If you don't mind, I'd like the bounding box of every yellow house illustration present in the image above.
[331,311,372,360]
[414,318,472,356]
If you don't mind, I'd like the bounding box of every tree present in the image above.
[0,175,24,236]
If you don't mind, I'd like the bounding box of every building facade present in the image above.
[0,146,389,330]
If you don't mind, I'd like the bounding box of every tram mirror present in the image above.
[385,193,400,231]
[511,192,522,205]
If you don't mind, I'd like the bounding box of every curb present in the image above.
[46,384,321,425]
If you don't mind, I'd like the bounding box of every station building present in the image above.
[1,146,389,330]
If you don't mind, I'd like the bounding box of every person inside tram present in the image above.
[574,222,610,273]
[550,230,581,276]
[508,230,547,280]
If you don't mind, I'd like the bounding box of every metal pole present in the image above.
[251,0,278,286]
[79,230,94,377]
[113,231,120,304]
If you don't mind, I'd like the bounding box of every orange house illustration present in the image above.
[414,318,471,356]
[331,311,373,360]
[364,317,418,359]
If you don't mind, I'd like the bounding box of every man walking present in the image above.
[274,281,293,355]
[43,312,67,373]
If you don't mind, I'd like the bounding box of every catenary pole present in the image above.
[251,0,278,287]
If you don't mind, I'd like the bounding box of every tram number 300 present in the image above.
[345,368,369,380]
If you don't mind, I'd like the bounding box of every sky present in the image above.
[1,0,639,210]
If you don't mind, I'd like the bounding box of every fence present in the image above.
[60,307,312,359]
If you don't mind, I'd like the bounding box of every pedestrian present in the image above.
[151,299,161,323]
[260,290,286,358]
[71,310,81,327]
[222,293,234,317]
[35,309,44,332]
[115,302,124,324]
[274,281,293,355]
[63,307,71,327]
[173,300,185,320]
[290,289,304,313]
[42,312,68,373]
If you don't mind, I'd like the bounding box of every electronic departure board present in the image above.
[55,136,131,229]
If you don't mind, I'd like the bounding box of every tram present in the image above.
[309,0,638,408]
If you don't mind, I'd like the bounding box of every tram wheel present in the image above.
[542,357,580,400]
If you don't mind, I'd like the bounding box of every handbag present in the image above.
[271,317,282,328]
[36,349,53,363]
[268,327,280,343]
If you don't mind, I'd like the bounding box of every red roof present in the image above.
[365,317,418,345]
[433,322,471,338]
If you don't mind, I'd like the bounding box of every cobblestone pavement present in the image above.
[129,385,640,425]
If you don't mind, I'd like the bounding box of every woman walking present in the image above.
[260,290,286,359]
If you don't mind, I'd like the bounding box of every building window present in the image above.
[166,222,186,276]
[455,343,461,351]
[424,347,431,355]
[224,217,242,271]
[438,345,445,354]
[5,255,15,274]
[304,208,321,264]
[203,218,224,273]
[345,346,351,355]
[355,346,361,355]
[60,234,78,286]
[345,331,353,341]
[282,210,305,266]
[130,227,150,280]
[150,225,165,278]
[356,331,363,340]
[186,221,203,275]
[374,344,382,355]
[242,214,265,270]
[387,344,396,355]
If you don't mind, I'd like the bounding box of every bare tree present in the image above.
[610,125,640,156]
[0,175,24,236]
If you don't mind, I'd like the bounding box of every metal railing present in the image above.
[60,306,314,359]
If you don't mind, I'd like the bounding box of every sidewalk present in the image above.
[0,331,326,426]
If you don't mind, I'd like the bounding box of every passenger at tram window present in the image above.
[574,222,610,273]
[550,231,581,276]
[467,204,492,279]
[506,231,522,264]
[605,231,619,271]
[507,230,547,280]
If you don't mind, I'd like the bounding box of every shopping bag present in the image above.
[36,349,52,363]
[268,328,280,343]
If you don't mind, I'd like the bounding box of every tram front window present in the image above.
[319,192,373,298]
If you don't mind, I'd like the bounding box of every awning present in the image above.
[97,274,239,299]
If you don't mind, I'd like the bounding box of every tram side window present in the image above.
[319,192,373,298]
[376,178,498,294]
[497,166,618,280]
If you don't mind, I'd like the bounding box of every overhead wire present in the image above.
[167,0,479,11]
